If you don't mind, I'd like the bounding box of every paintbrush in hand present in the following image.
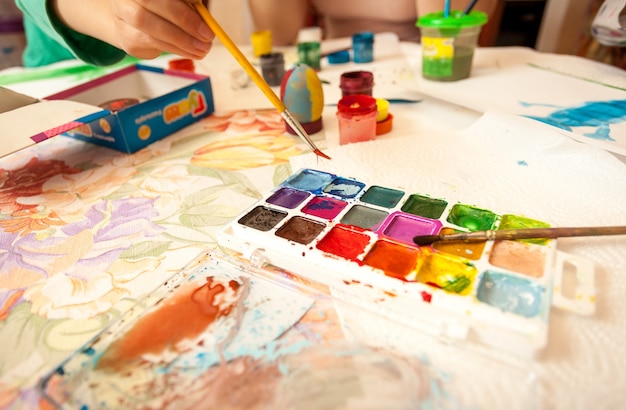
[413,225,626,246]
[190,1,331,160]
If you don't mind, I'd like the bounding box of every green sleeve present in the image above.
[15,0,127,67]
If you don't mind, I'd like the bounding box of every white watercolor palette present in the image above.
[218,168,597,358]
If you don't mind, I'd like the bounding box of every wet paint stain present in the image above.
[282,169,335,192]
[275,216,326,244]
[499,214,551,245]
[378,212,442,247]
[239,206,287,231]
[362,239,421,281]
[266,187,310,209]
[489,240,546,278]
[322,177,366,199]
[96,277,242,370]
[340,204,388,230]
[360,185,405,208]
[301,196,347,219]
[446,204,497,231]
[476,271,544,318]
[401,194,448,219]
[521,99,626,142]
[317,224,371,262]
[433,228,485,260]
[416,250,477,295]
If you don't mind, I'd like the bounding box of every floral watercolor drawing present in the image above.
[0,110,302,409]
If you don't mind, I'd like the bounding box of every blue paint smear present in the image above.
[306,198,337,211]
[517,160,528,166]
[82,347,96,356]
[323,178,366,198]
[283,169,335,193]
[521,99,626,142]
[476,271,544,318]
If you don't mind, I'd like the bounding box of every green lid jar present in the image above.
[416,11,488,81]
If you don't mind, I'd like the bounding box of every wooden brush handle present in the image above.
[461,226,626,241]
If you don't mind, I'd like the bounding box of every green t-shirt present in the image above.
[16,0,126,67]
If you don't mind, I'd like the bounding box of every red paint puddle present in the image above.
[316,224,370,262]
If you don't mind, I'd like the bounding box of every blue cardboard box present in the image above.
[46,64,214,153]
[0,63,214,157]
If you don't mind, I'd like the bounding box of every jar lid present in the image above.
[340,71,374,91]
[260,52,284,63]
[352,31,374,44]
[337,95,377,115]
[376,113,393,135]
[417,10,487,29]
[327,50,350,64]
[298,26,322,43]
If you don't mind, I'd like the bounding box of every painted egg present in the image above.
[280,64,324,133]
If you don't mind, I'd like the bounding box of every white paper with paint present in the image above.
[289,109,626,409]
[402,44,626,156]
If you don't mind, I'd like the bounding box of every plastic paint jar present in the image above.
[416,11,487,81]
[259,52,285,87]
[375,98,389,122]
[297,26,322,71]
[250,30,272,57]
[336,94,378,145]
[352,31,374,63]
[297,42,321,71]
[340,71,374,97]
[374,97,393,135]
[327,50,350,64]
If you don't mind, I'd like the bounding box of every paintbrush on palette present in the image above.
[191,1,331,160]
[413,225,626,246]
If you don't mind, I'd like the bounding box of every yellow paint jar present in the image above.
[250,30,272,57]
[375,98,389,122]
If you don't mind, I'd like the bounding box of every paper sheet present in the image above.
[403,45,626,156]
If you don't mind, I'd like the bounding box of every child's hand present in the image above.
[53,0,214,60]
[107,0,214,59]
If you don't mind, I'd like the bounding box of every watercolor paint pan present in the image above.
[218,168,596,358]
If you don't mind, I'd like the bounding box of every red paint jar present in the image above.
[339,71,374,97]
[336,94,378,145]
